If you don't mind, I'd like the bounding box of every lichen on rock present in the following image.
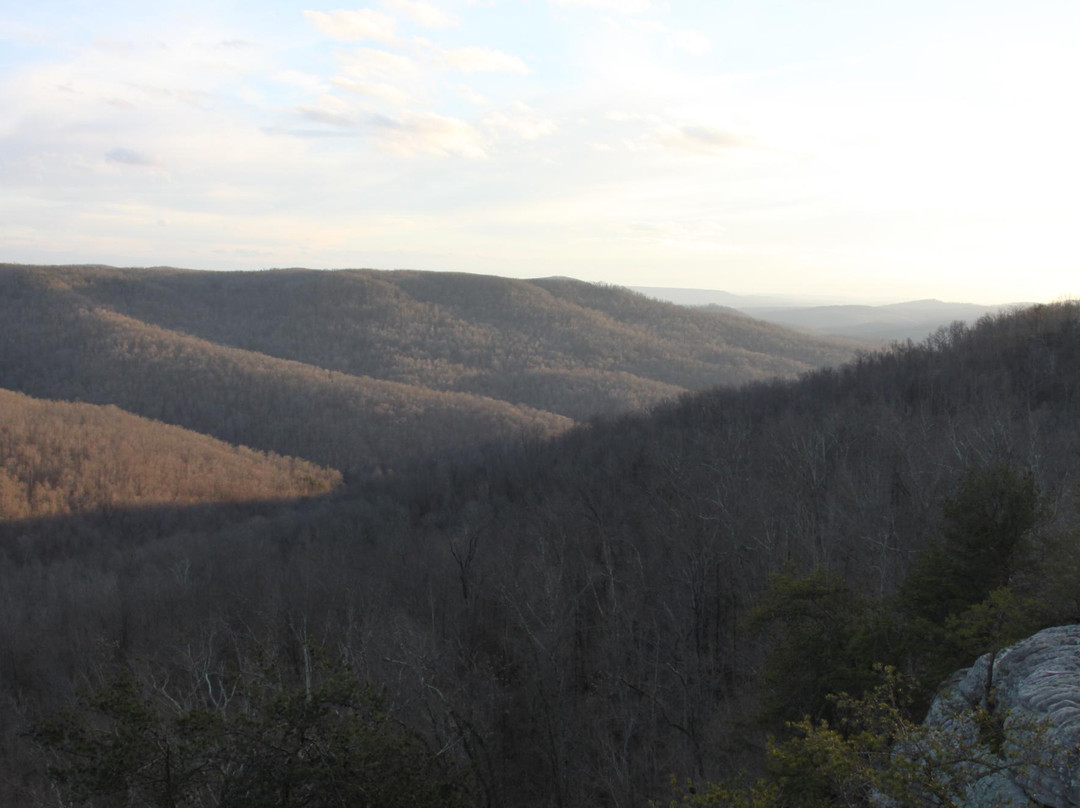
[922,624,1080,808]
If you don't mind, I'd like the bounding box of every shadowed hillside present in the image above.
[0,267,572,474]
[0,264,857,424]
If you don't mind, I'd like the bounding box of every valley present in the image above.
[2,265,1078,807]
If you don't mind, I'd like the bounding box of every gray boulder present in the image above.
[921,624,1080,807]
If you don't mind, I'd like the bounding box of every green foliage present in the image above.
[31,673,187,804]
[29,651,472,808]
[902,464,1040,627]
[747,569,896,725]
[898,464,1045,686]
[943,587,1046,669]
[737,466,1061,804]
[663,665,1056,808]
[656,776,780,808]
[1028,524,1080,623]
[760,667,915,808]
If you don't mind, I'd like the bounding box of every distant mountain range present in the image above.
[633,286,1027,342]
[632,286,857,308]
[0,264,857,475]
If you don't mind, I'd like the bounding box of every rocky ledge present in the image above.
[923,624,1080,807]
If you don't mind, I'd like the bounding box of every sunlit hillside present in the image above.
[0,388,341,520]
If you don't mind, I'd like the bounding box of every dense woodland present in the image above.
[0,268,576,476]
[1,265,1079,806]
[0,264,854,440]
[0,388,340,520]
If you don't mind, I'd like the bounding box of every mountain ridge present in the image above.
[0,264,857,471]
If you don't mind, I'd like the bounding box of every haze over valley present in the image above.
[634,286,1028,343]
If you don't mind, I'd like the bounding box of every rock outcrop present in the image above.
[922,624,1080,807]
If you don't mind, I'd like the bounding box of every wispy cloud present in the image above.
[299,10,531,156]
[550,0,655,13]
[0,20,48,45]
[292,93,485,158]
[661,125,754,153]
[295,97,359,128]
[381,0,457,29]
[439,45,530,74]
[332,76,415,107]
[338,47,421,79]
[378,111,487,158]
[332,47,424,107]
[484,103,556,140]
[668,29,709,56]
[105,147,159,166]
[274,69,327,95]
[294,12,531,161]
[302,9,398,43]
[613,17,710,56]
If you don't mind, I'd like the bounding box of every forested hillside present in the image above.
[0,266,573,474]
[4,283,1080,806]
[0,388,340,520]
[0,264,855,428]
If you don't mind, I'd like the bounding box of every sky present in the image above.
[1,0,1078,304]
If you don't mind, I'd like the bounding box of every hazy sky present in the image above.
[2,0,1078,303]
